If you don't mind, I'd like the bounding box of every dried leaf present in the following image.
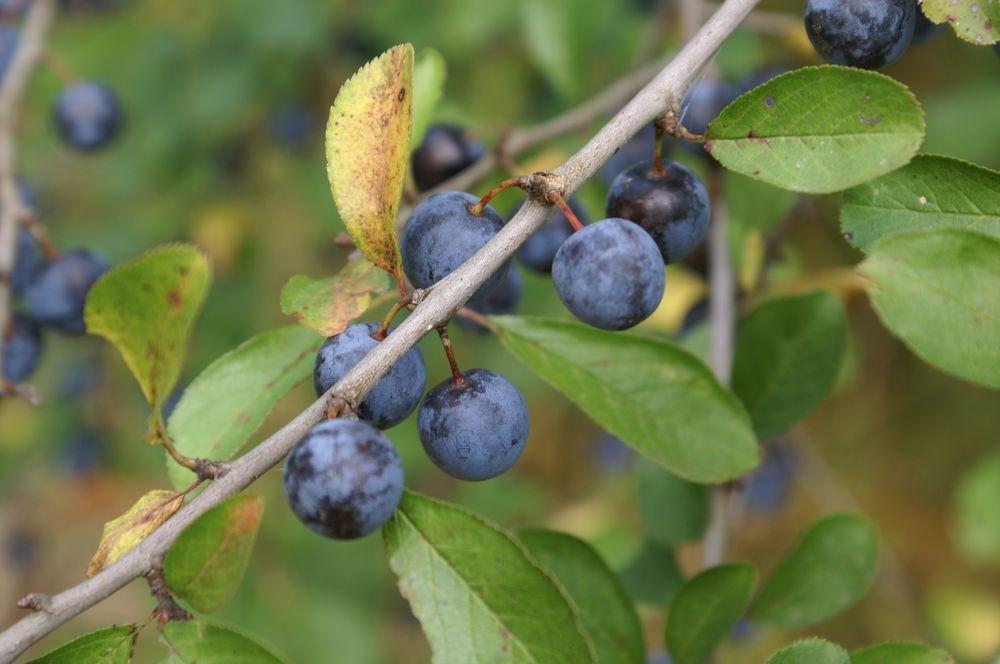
[280,260,392,337]
[87,490,184,576]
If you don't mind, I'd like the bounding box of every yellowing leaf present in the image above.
[87,490,184,576]
[280,259,393,337]
[326,44,413,281]
[921,0,999,45]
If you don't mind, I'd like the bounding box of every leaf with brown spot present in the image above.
[326,44,413,281]
[279,259,393,337]
[921,0,999,45]
[87,490,184,576]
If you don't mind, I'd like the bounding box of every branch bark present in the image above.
[0,0,759,659]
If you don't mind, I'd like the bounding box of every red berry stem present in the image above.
[374,296,411,340]
[546,190,584,232]
[468,176,528,217]
[22,212,60,261]
[436,324,466,387]
[652,122,666,176]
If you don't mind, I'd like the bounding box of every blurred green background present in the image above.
[1,0,998,662]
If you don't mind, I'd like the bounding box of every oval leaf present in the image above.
[841,155,1000,252]
[732,291,846,438]
[326,44,413,280]
[166,325,321,489]
[860,229,1000,389]
[636,458,709,547]
[706,66,924,193]
[411,48,446,148]
[666,563,757,664]
[492,316,759,483]
[953,452,1000,563]
[384,490,596,663]
[160,621,286,663]
[619,541,684,608]
[851,642,954,664]
[768,638,850,664]
[921,0,999,45]
[279,260,392,338]
[87,490,184,576]
[520,529,644,664]
[85,244,211,412]
[164,494,264,613]
[750,514,878,628]
[27,625,137,663]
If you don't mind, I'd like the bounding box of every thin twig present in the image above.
[0,2,760,658]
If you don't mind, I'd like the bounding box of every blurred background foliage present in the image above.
[0,0,998,662]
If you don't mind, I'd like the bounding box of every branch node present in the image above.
[146,568,190,626]
[657,109,706,144]
[16,593,53,613]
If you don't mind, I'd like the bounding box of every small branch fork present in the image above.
[0,1,760,659]
[145,567,190,626]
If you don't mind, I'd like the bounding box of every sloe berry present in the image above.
[515,197,589,273]
[600,124,655,185]
[418,369,529,481]
[804,0,916,70]
[401,190,508,302]
[283,419,404,539]
[0,25,18,83]
[53,81,123,151]
[456,265,523,333]
[314,323,426,430]
[24,249,108,335]
[606,159,710,264]
[681,79,738,136]
[2,314,42,383]
[12,227,42,295]
[411,124,485,191]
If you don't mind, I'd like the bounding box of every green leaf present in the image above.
[520,529,644,664]
[166,325,321,489]
[750,514,878,628]
[636,458,708,547]
[383,490,596,663]
[666,563,757,664]
[27,625,137,663]
[165,494,264,613]
[921,0,999,45]
[732,291,847,438]
[860,230,1000,389]
[953,452,1000,563]
[850,642,954,664]
[326,44,413,280]
[768,638,850,664]
[85,244,210,413]
[520,0,580,101]
[493,316,759,483]
[706,66,924,193]
[279,260,392,338]
[841,155,1000,252]
[87,490,184,576]
[411,48,446,148]
[619,541,684,608]
[160,621,286,663]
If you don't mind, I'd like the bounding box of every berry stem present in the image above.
[456,306,498,333]
[22,212,60,260]
[436,324,466,386]
[374,296,411,340]
[545,190,584,232]
[42,50,77,86]
[145,567,190,626]
[468,176,528,216]
[154,415,225,481]
[652,122,666,176]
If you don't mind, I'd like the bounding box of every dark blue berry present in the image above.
[269,103,316,149]
[53,81,123,151]
[283,419,404,540]
[2,314,42,383]
[418,369,529,481]
[401,191,508,302]
[745,442,796,514]
[411,124,485,191]
[600,124,655,185]
[606,159,710,264]
[804,0,916,70]
[12,227,42,294]
[552,218,665,331]
[515,198,589,273]
[314,323,426,430]
[24,249,108,336]
[456,265,522,333]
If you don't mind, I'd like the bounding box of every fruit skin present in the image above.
[606,159,710,264]
[515,198,589,273]
[313,323,426,430]
[552,218,665,331]
[283,419,404,540]
[418,368,529,481]
[24,249,109,336]
[456,266,522,333]
[401,190,508,302]
[600,124,655,185]
[12,227,42,295]
[2,314,42,383]
[53,81,123,151]
[803,0,916,70]
[411,124,485,191]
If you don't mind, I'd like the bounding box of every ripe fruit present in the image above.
[804,0,916,70]
[457,266,523,333]
[314,323,426,430]
[411,124,485,191]
[24,249,108,335]
[515,198,589,273]
[599,124,655,185]
[53,81,123,151]
[552,218,664,331]
[418,369,529,481]
[2,314,42,383]
[401,191,507,302]
[283,419,404,539]
[606,159,710,264]
[12,227,42,294]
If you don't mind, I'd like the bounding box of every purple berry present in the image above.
[804,0,916,70]
[24,249,108,335]
[411,124,485,191]
[53,81,123,151]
